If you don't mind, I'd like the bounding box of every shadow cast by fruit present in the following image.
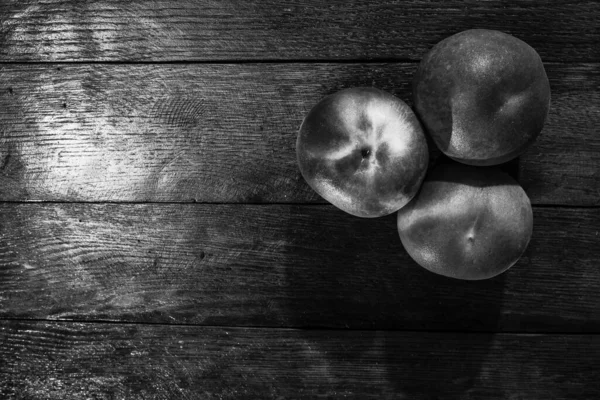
[282,206,506,397]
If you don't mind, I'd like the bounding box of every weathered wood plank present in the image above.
[0,63,597,205]
[0,204,597,332]
[0,0,598,62]
[0,320,598,400]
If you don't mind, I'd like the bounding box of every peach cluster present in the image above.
[296,29,550,280]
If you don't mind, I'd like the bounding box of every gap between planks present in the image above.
[0,60,590,66]
[0,59,420,65]
[1,316,598,336]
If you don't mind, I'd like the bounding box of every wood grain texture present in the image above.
[0,204,597,332]
[0,63,597,204]
[0,0,598,62]
[1,2,596,399]
[1,320,598,400]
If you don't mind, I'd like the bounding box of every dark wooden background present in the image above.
[0,1,599,399]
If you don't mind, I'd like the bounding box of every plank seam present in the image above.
[0,59,420,65]
[0,317,598,335]
[0,60,595,66]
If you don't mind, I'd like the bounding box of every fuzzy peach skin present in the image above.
[413,29,550,166]
[297,87,429,218]
[397,163,533,280]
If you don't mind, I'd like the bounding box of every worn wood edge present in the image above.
[0,203,597,332]
[0,1,598,62]
[0,319,598,400]
[0,62,597,205]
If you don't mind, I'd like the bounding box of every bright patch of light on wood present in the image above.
[24,113,151,200]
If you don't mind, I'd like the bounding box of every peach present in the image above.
[297,87,429,218]
[413,29,551,166]
[397,163,533,280]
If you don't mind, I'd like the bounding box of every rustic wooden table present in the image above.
[0,1,598,399]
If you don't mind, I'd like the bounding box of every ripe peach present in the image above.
[397,163,533,280]
[413,29,551,166]
[297,87,429,218]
